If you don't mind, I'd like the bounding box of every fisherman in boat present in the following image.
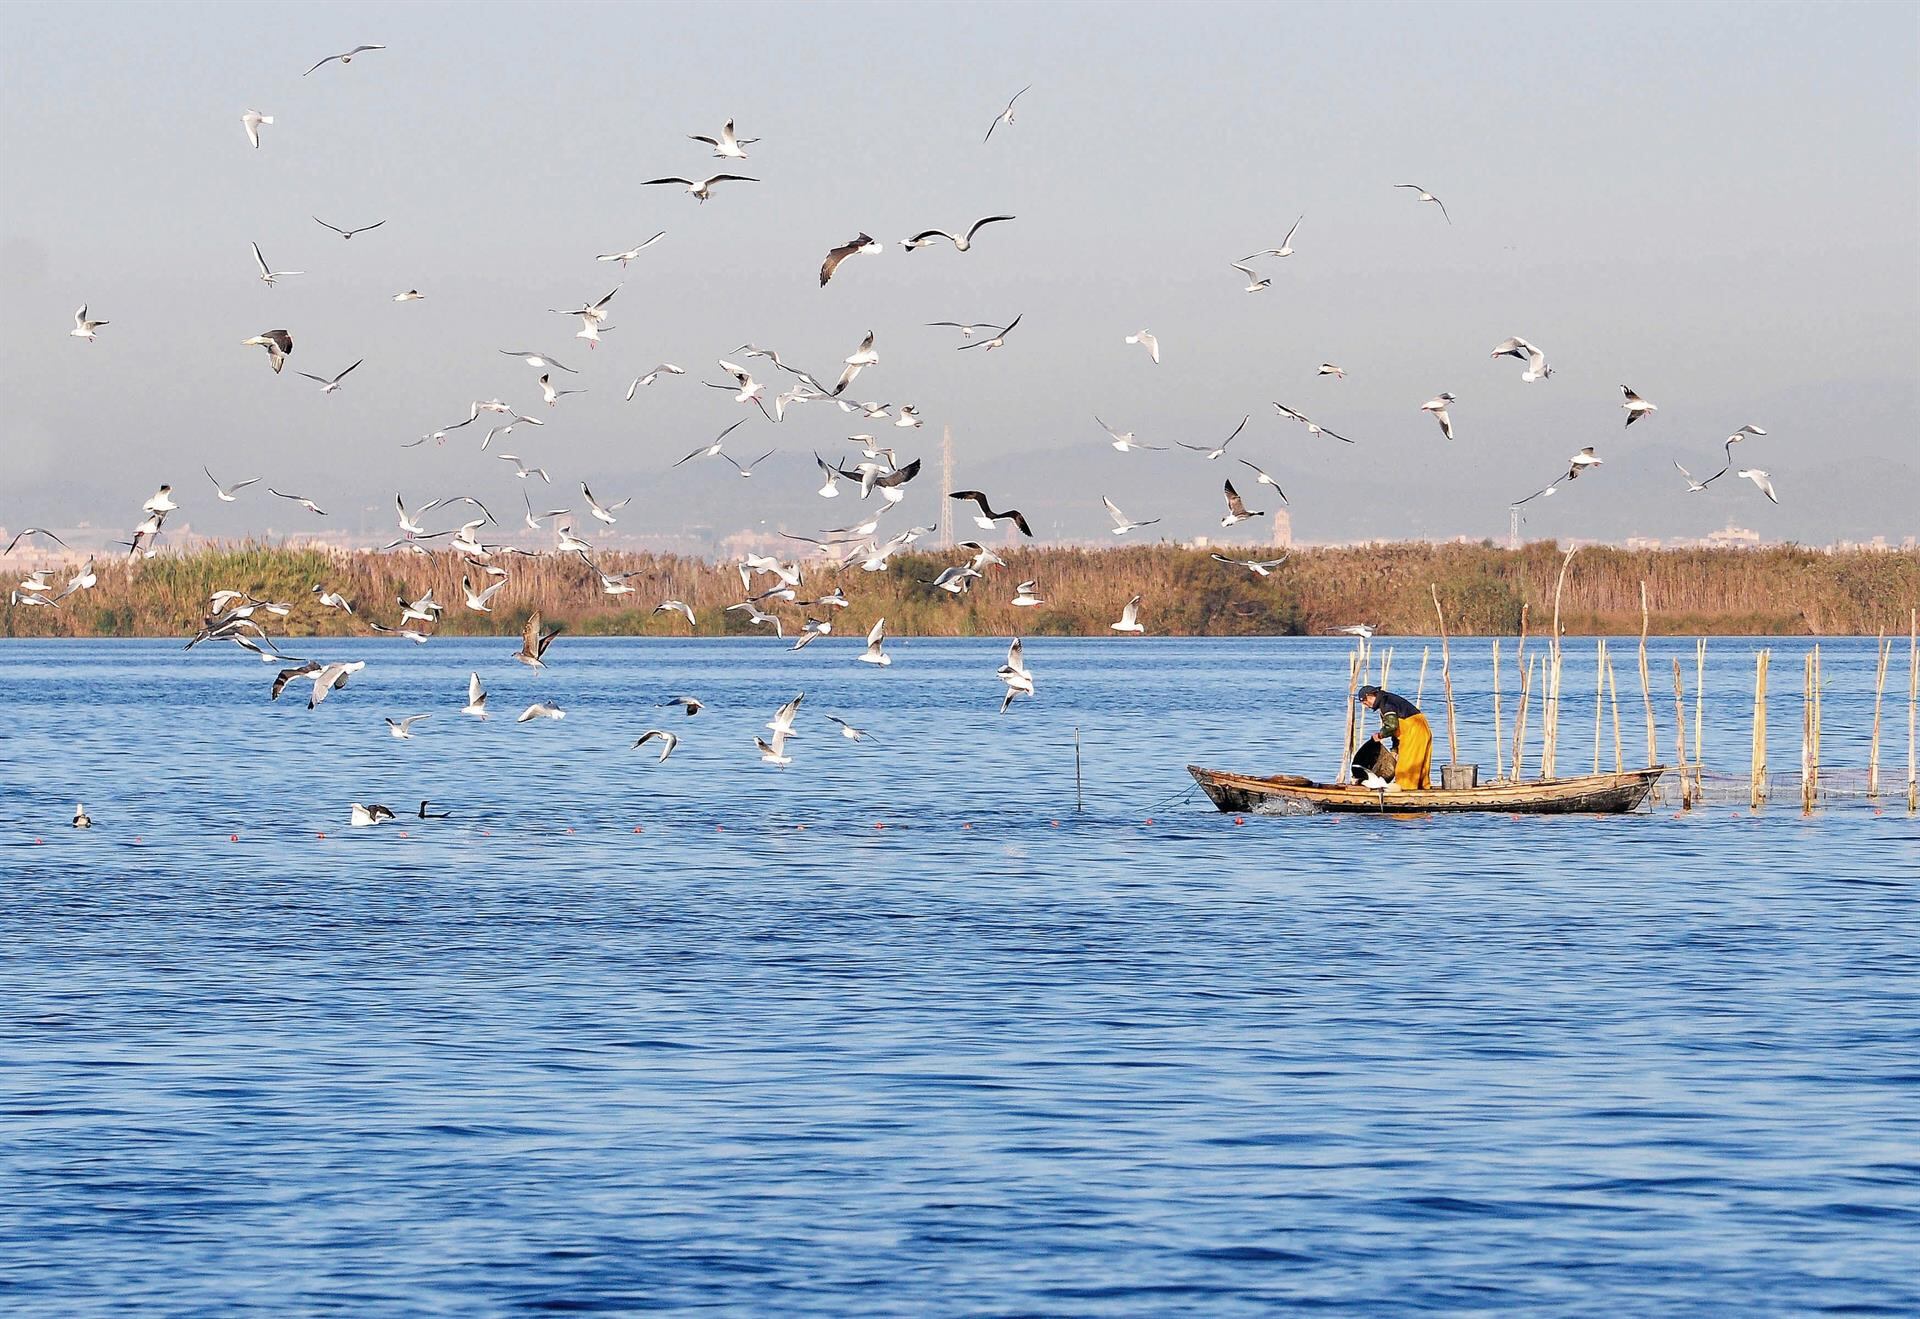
[1356,685,1433,791]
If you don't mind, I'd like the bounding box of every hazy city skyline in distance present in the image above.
[3,0,1915,556]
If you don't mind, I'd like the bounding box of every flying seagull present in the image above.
[512,610,559,667]
[1111,596,1145,633]
[498,349,578,373]
[690,118,758,158]
[627,364,685,397]
[599,233,666,266]
[858,617,891,666]
[1125,329,1160,363]
[1102,496,1160,535]
[664,696,705,717]
[1621,385,1658,426]
[1178,415,1250,460]
[631,730,679,763]
[1241,216,1304,261]
[242,328,293,372]
[268,487,325,515]
[955,314,1023,352]
[1095,416,1165,452]
[820,233,882,286]
[250,243,302,288]
[1211,552,1290,577]
[1393,183,1451,224]
[1219,479,1265,527]
[70,306,108,341]
[902,215,1015,252]
[385,714,431,740]
[1229,262,1270,292]
[1273,401,1354,443]
[304,45,386,76]
[314,217,386,240]
[516,701,566,724]
[642,174,758,202]
[297,359,363,393]
[984,84,1031,142]
[241,109,272,149]
[1737,468,1779,503]
[1490,336,1553,382]
[1420,392,1457,441]
[1318,363,1346,379]
[1673,461,1709,493]
[462,672,489,719]
[948,490,1033,537]
[1514,448,1602,505]
[927,321,1001,339]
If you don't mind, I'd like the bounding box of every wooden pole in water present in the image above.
[1751,649,1768,810]
[1431,585,1459,769]
[1908,609,1917,814]
[1379,646,1394,692]
[1672,658,1690,809]
[1868,629,1889,800]
[1512,656,1534,781]
[1339,646,1362,781]
[1607,651,1624,773]
[1639,582,1656,769]
[1801,651,1814,814]
[1594,638,1606,776]
[1812,644,1823,810]
[1546,547,1575,781]
[1415,645,1430,706]
[1492,638,1505,782]
[1074,725,1084,814]
[1693,638,1708,793]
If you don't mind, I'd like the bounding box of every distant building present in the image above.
[1271,508,1292,549]
[1705,524,1762,548]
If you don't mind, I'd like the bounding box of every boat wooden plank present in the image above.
[1188,765,1666,816]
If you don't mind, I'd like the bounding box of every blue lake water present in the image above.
[2,636,1916,1315]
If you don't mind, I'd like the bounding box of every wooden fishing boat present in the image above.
[1187,765,1667,816]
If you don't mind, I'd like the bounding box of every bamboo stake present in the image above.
[1813,644,1823,810]
[1431,585,1459,768]
[1751,649,1769,809]
[1607,652,1624,773]
[1379,646,1394,692]
[1415,646,1430,706]
[1639,582,1656,769]
[1492,638,1505,782]
[1512,656,1535,781]
[1908,609,1917,814]
[1868,629,1889,799]
[1546,547,1576,781]
[1673,658,1690,809]
[1801,651,1815,814]
[1594,637,1606,776]
[1693,638,1708,791]
[1339,646,1362,780]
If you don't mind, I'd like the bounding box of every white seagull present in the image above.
[1490,336,1553,382]
[1420,392,1457,442]
[1103,496,1160,535]
[70,306,108,341]
[1393,183,1451,224]
[1111,596,1146,633]
[297,359,363,393]
[858,617,891,666]
[631,730,679,763]
[516,701,566,723]
[1737,469,1779,503]
[690,119,757,158]
[304,45,386,76]
[314,217,386,240]
[385,714,431,740]
[1095,416,1165,452]
[251,242,303,288]
[1211,552,1289,577]
[642,174,758,202]
[1241,216,1304,260]
[984,85,1031,142]
[1237,459,1289,503]
[1621,385,1658,426]
[1219,479,1265,527]
[462,672,489,719]
[1124,329,1160,363]
[599,232,666,266]
[626,364,685,398]
[243,328,294,373]
[902,215,1016,252]
[241,109,273,149]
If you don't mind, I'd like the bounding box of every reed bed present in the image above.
[3,540,1916,638]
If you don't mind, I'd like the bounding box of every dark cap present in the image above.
[1357,685,1381,700]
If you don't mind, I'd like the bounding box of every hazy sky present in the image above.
[3,0,1915,553]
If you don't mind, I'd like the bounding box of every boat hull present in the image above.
[1188,765,1667,816]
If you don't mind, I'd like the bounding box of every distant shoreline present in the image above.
[4,542,1916,640]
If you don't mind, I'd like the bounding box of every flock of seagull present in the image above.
[18,49,1789,826]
